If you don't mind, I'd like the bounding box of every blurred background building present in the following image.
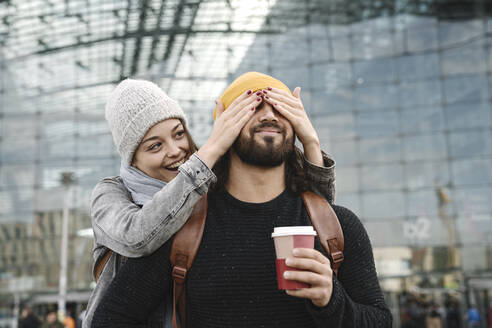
[0,0,491,327]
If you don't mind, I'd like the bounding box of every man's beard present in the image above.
[233,122,295,167]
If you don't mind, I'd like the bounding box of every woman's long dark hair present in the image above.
[210,145,309,194]
[183,122,198,154]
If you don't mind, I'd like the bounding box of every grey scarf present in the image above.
[120,162,167,205]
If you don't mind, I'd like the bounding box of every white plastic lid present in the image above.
[271,226,317,238]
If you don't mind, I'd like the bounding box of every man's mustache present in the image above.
[252,122,285,134]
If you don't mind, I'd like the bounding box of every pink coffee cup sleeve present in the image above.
[276,259,309,290]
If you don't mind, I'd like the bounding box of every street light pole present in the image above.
[58,172,75,319]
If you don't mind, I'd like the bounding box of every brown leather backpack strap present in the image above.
[170,194,208,328]
[301,191,344,276]
[93,249,113,283]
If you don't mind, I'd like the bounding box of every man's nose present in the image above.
[258,103,279,122]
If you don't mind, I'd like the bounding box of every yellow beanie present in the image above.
[213,72,291,120]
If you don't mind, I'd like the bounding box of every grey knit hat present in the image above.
[105,79,187,165]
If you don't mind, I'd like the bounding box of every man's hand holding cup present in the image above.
[284,248,334,308]
[271,226,334,308]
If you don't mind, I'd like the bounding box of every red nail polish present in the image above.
[265,96,269,99]
[256,97,261,101]
[251,106,255,111]
[256,91,261,96]
[247,90,252,95]
[263,90,267,94]
[268,87,272,91]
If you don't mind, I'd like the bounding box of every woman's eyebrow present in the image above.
[141,123,182,144]
[141,136,159,144]
[171,123,182,132]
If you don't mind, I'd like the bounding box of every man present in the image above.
[92,72,392,327]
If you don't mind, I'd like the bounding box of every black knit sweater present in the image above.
[92,189,392,327]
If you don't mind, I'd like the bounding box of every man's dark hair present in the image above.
[210,146,310,194]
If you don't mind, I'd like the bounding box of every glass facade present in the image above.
[0,0,491,326]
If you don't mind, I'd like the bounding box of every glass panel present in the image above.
[352,30,393,60]
[396,53,440,81]
[336,166,359,193]
[438,20,484,49]
[0,164,37,188]
[366,217,453,247]
[444,101,491,129]
[399,79,442,108]
[405,160,450,191]
[458,213,492,245]
[441,40,487,76]
[354,84,398,111]
[400,105,445,134]
[0,135,37,164]
[357,111,399,137]
[335,192,360,215]
[452,158,492,186]
[2,114,38,137]
[309,25,331,64]
[0,187,33,219]
[311,62,353,92]
[453,187,492,216]
[312,112,356,140]
[361,191,405,219]
[365,221,406,247]
[272,66,310,90]
[407,189,440,217]
[331,35,352,61]
[361,163,404,191]
[449,130,492,158]
[461,246,492,271]
[359,136,403,164]
[311,87,353,115]
[39,136,76,161]
[353,58,395,83]
[407,25,438,52]
[76,134,115,159]
[329,138,358,166]
[403,133,447,161]
[270,34,309,67]
[443,75,489,105]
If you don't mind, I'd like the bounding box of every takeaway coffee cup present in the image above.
[271,226,317,290]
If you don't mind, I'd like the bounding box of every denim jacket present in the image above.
[83,152,335,328]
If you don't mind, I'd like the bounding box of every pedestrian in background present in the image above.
[18,306,40,328]
[465,305,481,328]
[40,311,63,328]
[425,303,442,328]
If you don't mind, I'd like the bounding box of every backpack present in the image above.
[93,191,344,328]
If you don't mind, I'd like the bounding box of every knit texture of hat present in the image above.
[213,72,291,120]
[105,79,187,165]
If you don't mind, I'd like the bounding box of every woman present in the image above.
[83,78,336,328]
